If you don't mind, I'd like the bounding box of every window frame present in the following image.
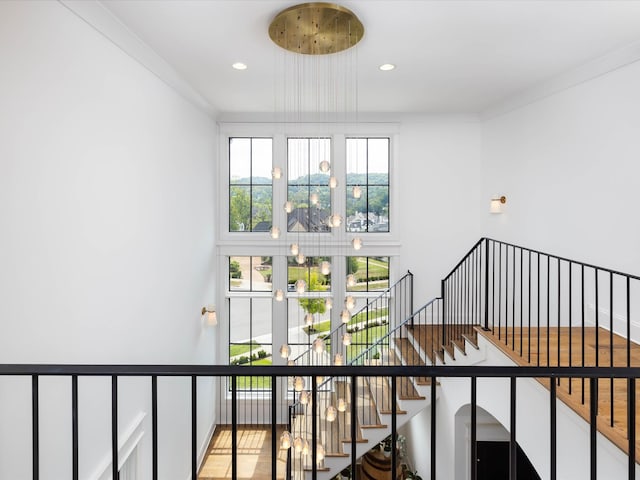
[216,122,401,370]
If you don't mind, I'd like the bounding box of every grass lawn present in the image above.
[345,325,389,362]
[350,307,388,325]
[287,265,330,291]
[302,319,331,335]
[234,357,273,389]
[229,341,261,357]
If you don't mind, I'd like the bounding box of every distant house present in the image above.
[253,221,272,232]
[287,207,330,232]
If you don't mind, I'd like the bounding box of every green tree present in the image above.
[299,272,327,315]
[229,260,242,279]
[347,257,360,275]
[230,187,250,231]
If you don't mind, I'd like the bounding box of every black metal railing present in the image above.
[290,271,414,368]
[0,363,638,480]
[284,272,415,475]
[440,239,640,424]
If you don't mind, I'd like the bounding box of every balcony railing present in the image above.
[0,363,638,480]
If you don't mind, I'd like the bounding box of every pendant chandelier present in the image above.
[272,2,365,458]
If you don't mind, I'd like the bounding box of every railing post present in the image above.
[483,238,490,330]
[441,278,446,350]
[409,270,414,328]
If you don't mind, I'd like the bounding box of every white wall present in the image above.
[482,59,640,276]
[0,2,217,479]
[397,117,483,301]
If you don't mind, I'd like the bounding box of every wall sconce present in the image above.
[490,195,507,214]
[201,306,217,326]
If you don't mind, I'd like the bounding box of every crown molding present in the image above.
[482,39,640,120]
[59,0,217,118]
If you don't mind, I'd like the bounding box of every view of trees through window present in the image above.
[224,132,393,387]
[346,138,389,232]
[229,137,273,232]
[287,138,331,232]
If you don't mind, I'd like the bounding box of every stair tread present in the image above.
[387,348,427,399]
[476,326,640,461]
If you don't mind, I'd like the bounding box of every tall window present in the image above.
[346,138,389,233]
[229,137,273,232]
[287,138,331,232]
[221,126,397,378]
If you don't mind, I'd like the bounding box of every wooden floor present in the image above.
[198,425,287,480]
[477,326,640,460]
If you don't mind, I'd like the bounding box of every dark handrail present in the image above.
[291,270,413,363]
[443,237,485,281]
[484,237,640,281]
[349,297,441,366]
[2,363,638,378]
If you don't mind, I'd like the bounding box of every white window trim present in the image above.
[216,122,402,366]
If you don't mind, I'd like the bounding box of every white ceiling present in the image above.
[98,0,640,114]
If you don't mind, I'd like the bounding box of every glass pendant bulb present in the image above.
[293,376,305,392]
[279,343,291,359]
[296,279,306,293]
[326,406,337,422]
[325,297,333,310]
[320,260,331,275]
[337,398,347,412]
[316,375,324,385]
[296,253,306,265]
[313,337,325,353]
[301,439,310,456]
[272,167,282,179]
[317,444,326,462]
[345,295,356,310]
[284,201,293,213]
[346,274,356,287]
[305,313,314,326]
[342,332,352,346]
[352,237,363,250]
[329,214,342,228]
[290,243,299,255]
[270,226,280,239]
[299,390,310,405]
[280,431,292,449]
[319,160,330,173]
[340,309,351,323]
[329,176,338,189]
[310,192,319,205]
[287,359,295,366]
[334,353,344,366]
[352,185,362,199]
[293,436,303,453]
[274,289,284,302]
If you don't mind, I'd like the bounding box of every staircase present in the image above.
[285,237,640,480]
[288,299,483,479]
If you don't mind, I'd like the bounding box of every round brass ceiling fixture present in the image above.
[268,2,364,55]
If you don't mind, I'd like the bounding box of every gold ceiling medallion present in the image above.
[268,2,364,55]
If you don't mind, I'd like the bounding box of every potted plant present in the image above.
[382,436,392,457]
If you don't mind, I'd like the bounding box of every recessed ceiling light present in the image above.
[379,63,395,71]
[232,62,248,70]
